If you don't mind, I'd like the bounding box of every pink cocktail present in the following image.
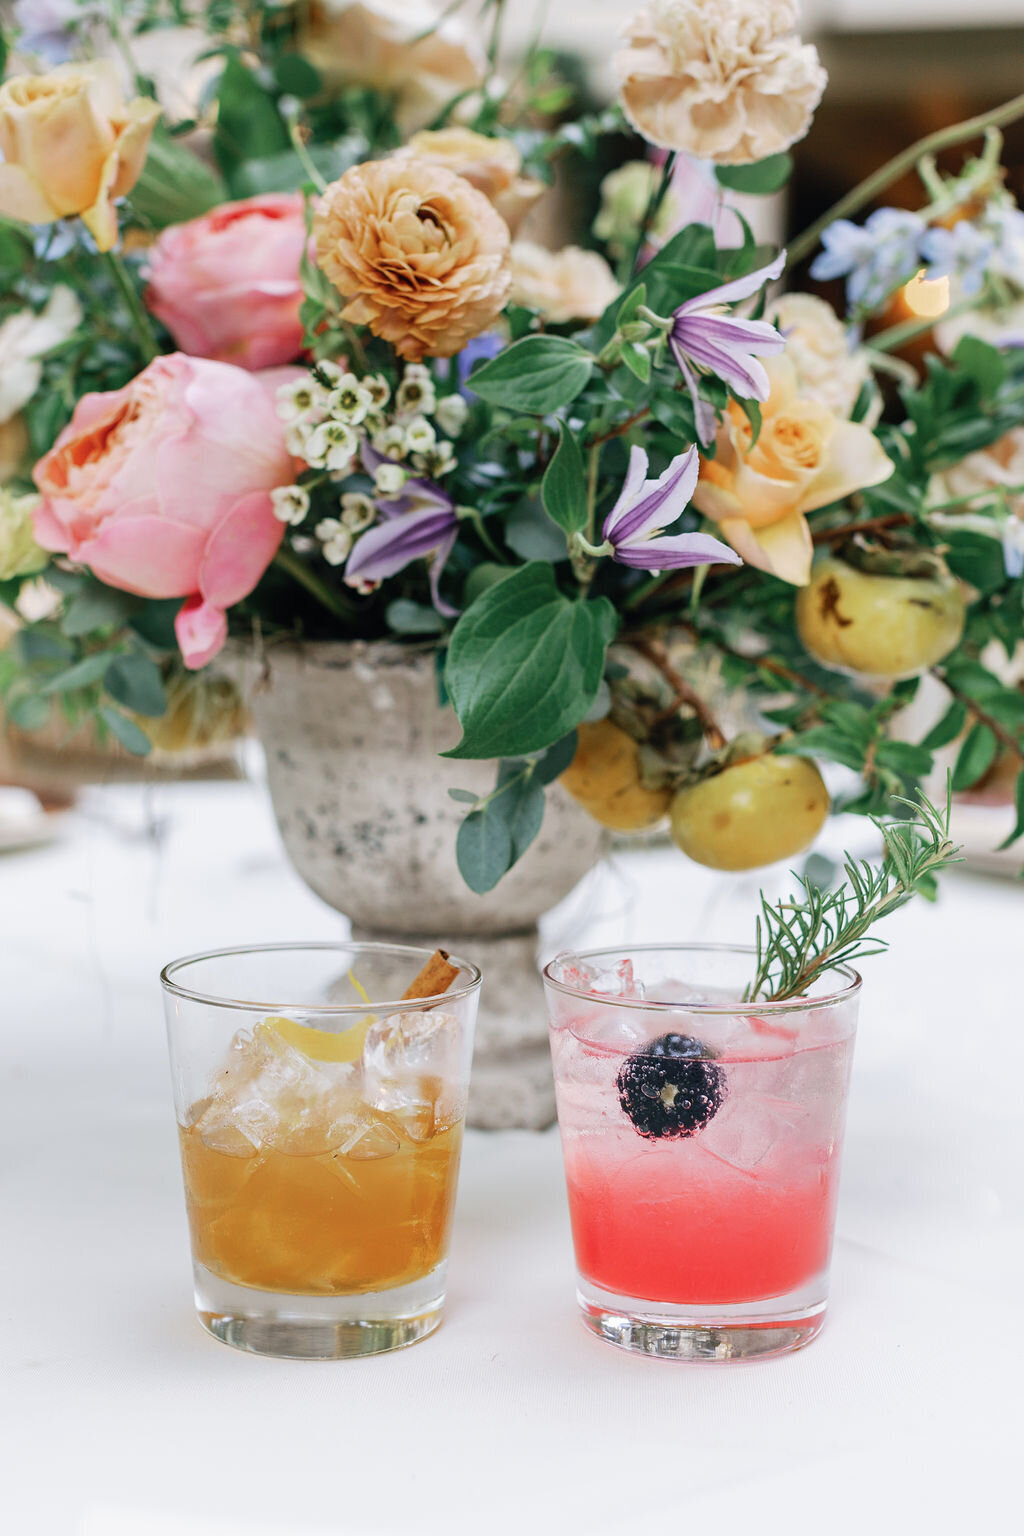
[544,945,859,1361]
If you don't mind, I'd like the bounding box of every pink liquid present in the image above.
[552,1023,853,1306]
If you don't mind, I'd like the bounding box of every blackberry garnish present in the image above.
[616,1032,726,1140]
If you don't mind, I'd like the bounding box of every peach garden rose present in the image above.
[144,194,307,371]
[313,158,511,362]
[0,61,160,252]
[692,355,894,586]
[31,354,292,669]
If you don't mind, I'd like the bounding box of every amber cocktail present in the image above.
[162,943,480,1359]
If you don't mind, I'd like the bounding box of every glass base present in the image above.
[193,1260,446,1359]
[577,1275,827,1362]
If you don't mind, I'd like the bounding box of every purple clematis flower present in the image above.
[669,252,786,443]
[345,444,459,615]
[602,445,743,572]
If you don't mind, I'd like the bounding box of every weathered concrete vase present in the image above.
[244,641,604,1128]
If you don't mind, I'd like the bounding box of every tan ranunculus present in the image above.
[396,128,545,235]
[614,0,826,165]
[314,158,511,362]
[0,61,160,252]
[301,0,485,135]
[765,293,871,420]
[509,242,620,325]
[692,356,894,586]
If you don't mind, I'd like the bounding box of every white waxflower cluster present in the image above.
[273,361,469,560]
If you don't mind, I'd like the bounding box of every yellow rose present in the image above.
[692,356,894,586]
[764,293,872,421]
[509,242,620,324]
[0,61,160,252]
[396,128,544,235]
[314,158,511,362]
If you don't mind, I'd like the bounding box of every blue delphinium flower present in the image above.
[811,208,925,310]
[919,222,994,296]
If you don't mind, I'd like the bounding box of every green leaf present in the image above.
[62,585,142,637]
[104,653,167,717]
[130,599,182,651]
[274,52,322,98]
[444,563,618,759]
[533,731,578,784]
[456,804,512,893]
[715,153,794,195]
[952,335,1007,397]
[874,740,933,780]
[739,397,762,447]
[214,56,290,183]
[100,707,152,757]
[616,283,646,328]
[232,138,362,198]
[504,498,569,562]
[462,563,516,607]
[503,772,545,862]
[386,599,444,635]
[951,722,998,790]
[447,788,478,804]
[777,729,865,773]
[6,693,51,731]
[944,530,1007,594]
[40,653,113,695]
[541,422,587,535]
[128,125,226,228]
[920,698,967,750]
[467,336,593,415]
[996,769,1024,850]
[620,342,651,383]
[16,628,73,666]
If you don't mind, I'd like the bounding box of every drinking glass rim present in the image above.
[542,942,861,1014]
[160,940,482,1013]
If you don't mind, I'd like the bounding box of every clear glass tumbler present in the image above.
[544,944,860,1362]
[162,942,480,1359]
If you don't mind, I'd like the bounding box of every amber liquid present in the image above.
[179,1121,463,1296]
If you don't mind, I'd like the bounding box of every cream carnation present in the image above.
[314,158,511,362]
[509,242,620,325]
[614,0,826,164]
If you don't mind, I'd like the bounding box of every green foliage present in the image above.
[468,336,594,415]
[214,55,291,186]
[749,787,963,1002]
[444,564,617,759]
[453,735,577,893]
[128,127,226,227]
[715,153,794,195]
[541,423,588,536]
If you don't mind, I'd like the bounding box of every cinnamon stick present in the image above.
[402,948,459,1001]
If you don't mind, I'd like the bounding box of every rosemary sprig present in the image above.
[749,780,963,1003]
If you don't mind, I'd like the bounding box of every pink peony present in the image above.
[32,353,292,668]
[143,194,307,371]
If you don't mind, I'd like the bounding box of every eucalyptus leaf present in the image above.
[100,707,152,757]
[104,653,167,717]
[456,804,512,893]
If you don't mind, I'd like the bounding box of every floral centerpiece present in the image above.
[3,0,1024,896]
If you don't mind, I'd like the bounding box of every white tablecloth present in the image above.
[2,767,1021,1535]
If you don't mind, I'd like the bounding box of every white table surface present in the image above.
[2,765,1022,1535]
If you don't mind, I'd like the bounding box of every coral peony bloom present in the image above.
[0,61,159,251]
[395,128,544,234]
[614,0,826,165]
[300,0,485,135]
[314,158,511,362]
[692,355,894,586]
[31,354,292,667]
[509,242,620,324]
[143,194,307,371]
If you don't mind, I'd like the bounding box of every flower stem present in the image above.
[104,251,159,363]
[629,151,677,278]
[274,546,357,621]
[785,90,1024,272]
[867,296,979,354]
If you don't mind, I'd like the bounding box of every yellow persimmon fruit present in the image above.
[560,718,672,831]
[670,753,829,871]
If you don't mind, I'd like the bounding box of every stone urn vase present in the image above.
[241,639,605,1128]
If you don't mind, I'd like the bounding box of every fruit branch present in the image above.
[785,89,1024,271]
[631,634,726,749]
[587,405,652,449]
[933,669,1024,765]
[812,513,915,544]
